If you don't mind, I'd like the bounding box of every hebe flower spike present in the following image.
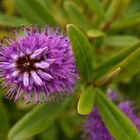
[0,25,78,104]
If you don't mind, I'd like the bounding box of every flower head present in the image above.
[83,91,140,140]
[0,25,78,103]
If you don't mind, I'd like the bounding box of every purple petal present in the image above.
[37,70,53,80]
[31,71,43,86]
[35,61,50,69]
[30,47,48,59]
[14,85,22,101]
[23,72,29,87]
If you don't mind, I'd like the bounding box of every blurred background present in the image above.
[1,0,140,140]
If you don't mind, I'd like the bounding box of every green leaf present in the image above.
[40,0,54,11]
[39,125,58,140]
[94,43,140,83]
[60,118,74,138]
[96,90,140,140]
[93,43,140,81]
[0,13,29,27]
[106,0,124,20]
[115,47,140,81]
[103,35,139,47]
[0,100,10,140]
[8,98,71,140]
[39,0,68,26]
[14,0,56,25]
[54,9,69,26]
[95,67,121,87]
[87,29,105,38]
[77,85,95,115]
[94,46,140,85]
[64,1,88,32]
[112,12,140,29]
[83,0,105,20]
[67,24,94,82]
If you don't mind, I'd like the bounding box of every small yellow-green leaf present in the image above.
[103,35,139,47]
[77,86,95,115]
[87,29,105,38]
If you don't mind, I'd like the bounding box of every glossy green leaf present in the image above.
[0,13,29,27]
[8,98,71,140]
[77,85,95,114]
[93,43,140,81]
[64,1,88,31]
[87,29,105,38]
[83,0,105,20]
[14,0,56,25]
[0,100,10,140]
[103,35,139,47]
[112,12,140,29]
[67,24,94,82]
[96,90,140,140]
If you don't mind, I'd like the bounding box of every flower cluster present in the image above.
[83,90,140,140]
[0,25,78,103]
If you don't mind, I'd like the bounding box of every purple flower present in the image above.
[84,107,112,140]
[107,89,118,101]
[118,102,140,131]
[83,91,140,140]
[0,25,78,103]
